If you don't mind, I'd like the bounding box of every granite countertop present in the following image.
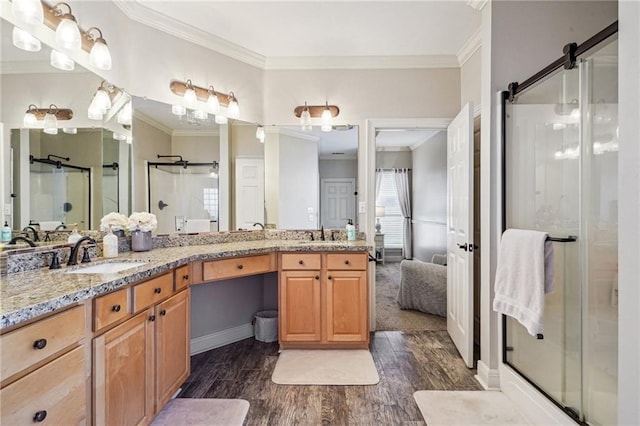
[0,239,371,330]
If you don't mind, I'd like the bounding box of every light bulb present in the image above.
[55,15,81,51]
[62,127,77,134]
[43,112,58,134]
[92,88,112,113]
[300,106,311,128]
[23,111,38,128]
[207,92,220,114]
[12,26,41,52]
[11,0,43,25]
[256,126,265,143]
[321,109,332,132]
[183,87,197,109]
[89,38,112,70]
[227,95,239,119]
[172,104,186,116]
[50,49,74,71]
[117,102,132,125]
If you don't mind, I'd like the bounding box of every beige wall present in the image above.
[461,48,481,110]
[376,151,412,169]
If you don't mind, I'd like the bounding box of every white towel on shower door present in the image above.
[492,229,554,336]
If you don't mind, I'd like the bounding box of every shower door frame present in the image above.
[499,21,618,425]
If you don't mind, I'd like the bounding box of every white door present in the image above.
[321,178,356,228]
[446,102,474,368]
[235,158,265,230]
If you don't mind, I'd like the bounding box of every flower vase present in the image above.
[131,230,152,252]
[113,229,126,238]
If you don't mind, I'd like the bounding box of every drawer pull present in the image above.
[149,315,156,322]
[112,304,121,312]
[33,339,47,350]
[33,410,47,422]
[183,274,189,280]
[237,264,244,270]
[315,275,320,280]
[344,260,350,265]
[328,275,332,280]
[299,260,304,265]
[154,288,162,294]
[160,309,167,316]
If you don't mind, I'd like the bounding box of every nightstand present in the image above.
[374,233,385,264]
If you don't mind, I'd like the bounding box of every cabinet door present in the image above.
[155,289,190,411]
[326,270,368,342]
[280,271,321,342]
[94,309,154,426]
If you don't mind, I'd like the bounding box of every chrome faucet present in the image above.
[253,222,265,230]
[320,225,325,241]
[22,226,39,242]
[54,223,67,231]
[67,237,96,266]
[8,236,36,247]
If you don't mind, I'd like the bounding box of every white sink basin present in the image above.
[66,262,147,274]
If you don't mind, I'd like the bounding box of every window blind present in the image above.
[375,172,403,248]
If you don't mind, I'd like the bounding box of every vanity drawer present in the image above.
[1,305,85,384]
[202,254,276,281]
[0,346,86,426]
[94,288,130,332]
[175,264,191,291]
[132,272,174,313]
[326,253,367,271]
[281,253,321,270]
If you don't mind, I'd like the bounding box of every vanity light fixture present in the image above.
[43,104,60,134]
[86,27,112,70]
[11,0,44,25]
[12,26,41,52]
[117,101,132,125]
[112,132,126,141]
[170,80,239,121]
[23,104,73,129]
[88,81,115,120]
[256,125,265,143]
[50,49,74,70]
[62,127,77,134]
[293,102,340,132]
[299,102,312,131]
[52,2,81,51]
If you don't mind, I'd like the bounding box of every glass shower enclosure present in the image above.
[503,32,618,425]
[147,160,219,234]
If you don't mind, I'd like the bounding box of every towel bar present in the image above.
[546,235,577,243]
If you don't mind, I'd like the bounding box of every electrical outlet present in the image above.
[3,204,10,215]
[358,201,366,214]
[308,214,315,222]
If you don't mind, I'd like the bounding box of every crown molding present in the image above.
[278,127,321,142]
[112,0,266,69]
[0,60,90,75]
[265,55,459,70]
[133,111,173,135]
[457,27,482,66]
[376,146,412,152]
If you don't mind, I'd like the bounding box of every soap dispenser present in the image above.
[67,228,82,244]
[1,221,11,243]
[346,219,356,241]
[103,227,118,258]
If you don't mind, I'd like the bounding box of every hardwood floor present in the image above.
[179,330,481,425]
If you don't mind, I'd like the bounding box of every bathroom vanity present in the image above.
[0,235,370,425]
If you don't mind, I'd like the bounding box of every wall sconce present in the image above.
[256,125,265,143]
[86,27,112,70]
[117,101,132,125]
[88,80,122,120]
[11,0,44,26]
[51,2,81,51]
[12,26,41,52]
[23,104,73,134]
[50,49,74,70]
[170,80,239,121]
[293,102,340,132]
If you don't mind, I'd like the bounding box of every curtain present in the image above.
[393,168,412,259]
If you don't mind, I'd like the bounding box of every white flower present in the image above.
[127,212,158,232]
[100,212,129,232]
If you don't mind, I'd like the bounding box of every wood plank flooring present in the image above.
[179,330,482,425]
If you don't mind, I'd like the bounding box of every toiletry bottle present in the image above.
[1,221,11,243]
[67,228,82,244]
[103,227,118,258]
[346,219,356,241]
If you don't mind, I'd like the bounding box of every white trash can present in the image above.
[254,310,278,342]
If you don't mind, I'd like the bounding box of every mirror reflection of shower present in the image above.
[147,156,219,234]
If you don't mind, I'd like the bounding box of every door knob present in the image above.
[457,243,468,251]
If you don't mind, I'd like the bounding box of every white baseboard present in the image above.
[475,360,500,390]
[499,363,575,425]
[190,323,254,356]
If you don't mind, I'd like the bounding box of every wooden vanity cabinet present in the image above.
[279,252,369,349]
[93,271,190,426]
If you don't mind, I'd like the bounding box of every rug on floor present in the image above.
[376,262,447,331]
[413,391,530,425]
[150,398,249,426]
[271,349,380,385]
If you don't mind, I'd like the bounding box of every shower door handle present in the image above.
[457,243,468,251]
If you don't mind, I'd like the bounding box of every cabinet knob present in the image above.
[344,260,350,265]
[112,304,121,312]
[183,274,189,280]
[328,275,332,280]
[149,315,156,322]
[160,309,167,316]
[33,338,47,350]
[315,275,320,280]
[33,410,47,422]
[237,264,244,270]
[299,260,304,265]
[154,288,162,294]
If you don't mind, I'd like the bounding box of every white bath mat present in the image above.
[413,391,530,425]
[272,349,380,385]
[151,398,249,426]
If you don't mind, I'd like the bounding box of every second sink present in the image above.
[65,262,147,274]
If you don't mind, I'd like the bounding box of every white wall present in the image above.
[319,159,357,180]
[412,131,447,262]
[376,151,412,169]
[461,48,482,109]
